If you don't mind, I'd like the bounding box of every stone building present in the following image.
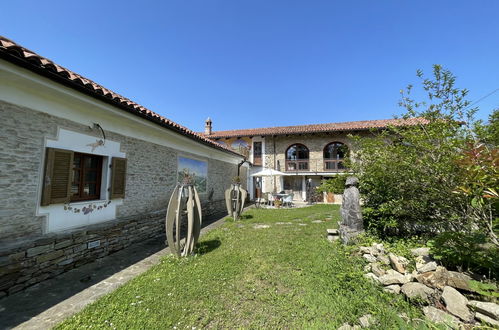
[0,37,248,296]
[203,118,423,201]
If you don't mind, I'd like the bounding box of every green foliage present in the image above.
[356,232,424,261]
[469,280,499,300]
[316,175,347,194]
[428,232,499,279]
[475,108,499,147]
[351,65,498,246]
[455,143,499,245]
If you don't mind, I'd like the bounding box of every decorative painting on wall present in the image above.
[177,156,208,193]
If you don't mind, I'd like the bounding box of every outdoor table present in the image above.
[272,193,288,199]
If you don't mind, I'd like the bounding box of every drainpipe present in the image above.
[237,158,249,177]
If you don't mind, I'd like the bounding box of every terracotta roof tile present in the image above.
[0,35,242,157]
[205,118,427,138]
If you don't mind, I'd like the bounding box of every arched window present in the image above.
[324,142,348,171]
[285,144,309,171]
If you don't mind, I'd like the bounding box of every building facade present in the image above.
[0,36,423,297]
[203,118,420,201]
[0,37,247,296]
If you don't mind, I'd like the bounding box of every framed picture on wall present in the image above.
[177,156,208,193]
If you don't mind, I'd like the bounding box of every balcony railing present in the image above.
[324,159,346,171]
[281,159,347,172]
[285,160,309,171]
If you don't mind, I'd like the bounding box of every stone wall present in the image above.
[0,100,246,297]
[0,212,164,297]
[261,133,362,193]
[269,133,355,173]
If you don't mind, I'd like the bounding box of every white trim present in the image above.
[281,172,350,176]
[302,177,307,201]
[37,128,125,233]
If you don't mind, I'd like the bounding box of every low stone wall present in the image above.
[0,199,225,298]
[358,243,499,328]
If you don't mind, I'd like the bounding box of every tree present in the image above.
[457,109,498,246]
[475,109,499,147]
[351,65,498,246]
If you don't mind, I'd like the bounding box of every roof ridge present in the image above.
[204,117,426,138]
[209,118,407,134]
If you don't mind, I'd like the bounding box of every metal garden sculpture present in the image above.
[165,172,202,257]
[225,179,247,220]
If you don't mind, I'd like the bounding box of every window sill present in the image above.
[68,199,109,206]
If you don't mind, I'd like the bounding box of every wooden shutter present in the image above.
[41,148,74,206]
[110,157,127,199]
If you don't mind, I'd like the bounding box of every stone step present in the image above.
[326,228,339,235]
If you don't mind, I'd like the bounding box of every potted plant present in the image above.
[232,176,241,185]
[274,199,282,208]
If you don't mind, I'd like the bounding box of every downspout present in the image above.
[237,158,249,177]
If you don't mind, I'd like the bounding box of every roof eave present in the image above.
[206,126,386,139]
[0,48,243,158]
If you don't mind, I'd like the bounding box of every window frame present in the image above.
[323,142,348,171]
[285,143,309,171]
[253,141,262,166]
[71,152,104,202]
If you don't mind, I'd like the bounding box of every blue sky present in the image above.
[2,1,498,131]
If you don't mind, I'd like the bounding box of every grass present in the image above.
[57,205,427,329]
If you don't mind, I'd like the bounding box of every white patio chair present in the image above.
[283,193,294,207]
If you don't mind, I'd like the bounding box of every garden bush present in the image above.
[316,175,347,195]
[351,65,498,248]
[429,231,499,279]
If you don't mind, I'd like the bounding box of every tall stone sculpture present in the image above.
[339,176,364,244]
[165,180,202,257]
[225,182,247,220]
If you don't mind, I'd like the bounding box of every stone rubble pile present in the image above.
[358,242,499,328]
[338,314,375,329]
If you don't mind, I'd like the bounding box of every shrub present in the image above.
[316,175,347,194]
[429,232,499,279]
[351,65,498,246]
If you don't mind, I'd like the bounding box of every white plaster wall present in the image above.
[40,129,125,232]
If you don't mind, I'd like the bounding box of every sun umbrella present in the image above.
[250,168,286,177]
[250,168,285,193]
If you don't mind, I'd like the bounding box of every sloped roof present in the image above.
[204,118,427,138]
[0,36,242,157]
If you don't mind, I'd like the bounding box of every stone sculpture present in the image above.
[165,182,202,257]
[339,176,364,244]
[225,183,247,220]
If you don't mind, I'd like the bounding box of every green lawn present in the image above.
[58,205,424,329]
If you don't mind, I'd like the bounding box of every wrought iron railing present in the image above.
[285,160,309,171]
[323,159,346,171]
[281,159,347,173]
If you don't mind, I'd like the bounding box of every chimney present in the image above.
[204,117,212,135]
